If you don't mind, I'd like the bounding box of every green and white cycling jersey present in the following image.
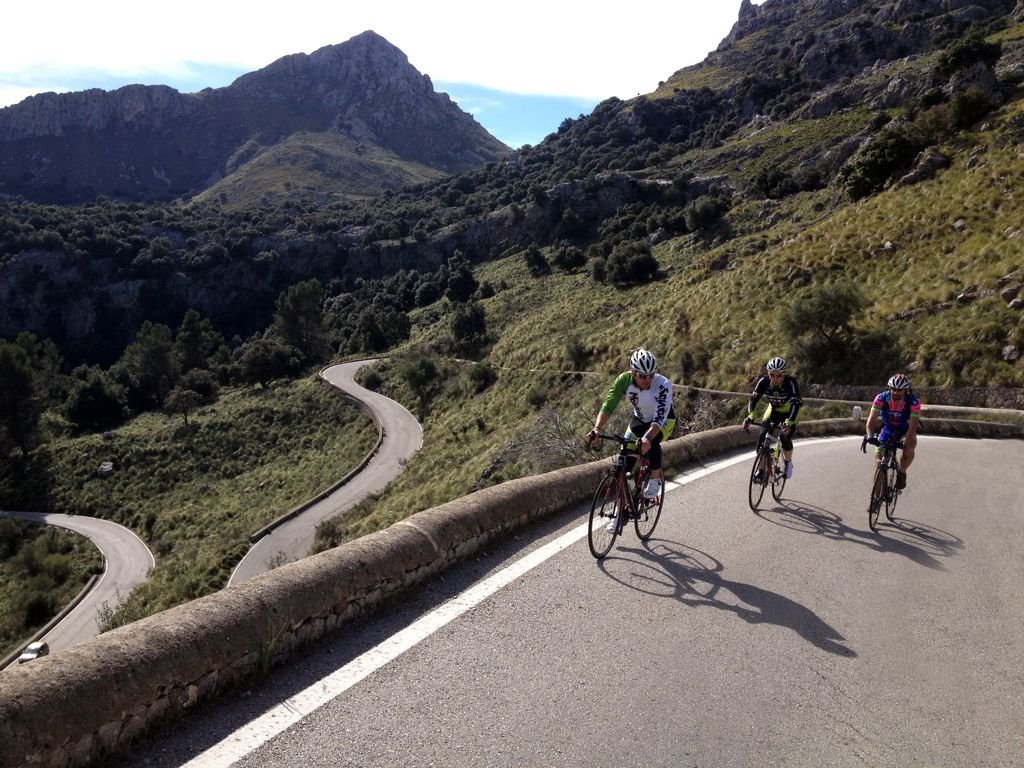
[599,371,674,428]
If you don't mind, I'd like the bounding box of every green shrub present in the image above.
[753,167,799,199]
[937,33,1002,75]
[360,369,383,391]
[780,282,900,383]
[605,241,659,287]
[683,195,727,231]
[838,122,927,200]
[63,368,127,433]
[22,593,54,627]
[566,337,590,370]
[178,368,220,404]
[468,363,497,393]
[950,87,995,129]
[239,339,303,386]
[526,387,548,408]
[451,301,489,354]
[551,244,586,272]
[400,356,442,415]
[523,245,551,277]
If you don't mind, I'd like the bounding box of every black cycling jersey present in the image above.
[748,374,803,422]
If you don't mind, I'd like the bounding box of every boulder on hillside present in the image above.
[897,146,949,186]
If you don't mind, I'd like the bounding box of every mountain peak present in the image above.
[0,31,508,204]
[234,30,420,93]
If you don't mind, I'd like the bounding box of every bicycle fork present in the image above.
[772,443,784,480]
[757,432,780,481]
[610,479,629,535]
[757,447,776,483]
[616,480,651,533]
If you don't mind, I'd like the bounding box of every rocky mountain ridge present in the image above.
[0,31,509,204]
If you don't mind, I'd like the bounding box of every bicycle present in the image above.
[586,434,665,559]
[747,423,787,511]
[862,434,905,532]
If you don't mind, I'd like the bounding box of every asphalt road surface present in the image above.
[229,360,423,585]
[0,511,153,653]
[118,435,1023,768]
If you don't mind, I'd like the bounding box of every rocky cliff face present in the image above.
[0,31,509,204]
[726,0,1017,79]
[0,85,198,141]
[703,0,1017,129]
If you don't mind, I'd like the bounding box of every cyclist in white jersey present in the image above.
[585,348,677,500]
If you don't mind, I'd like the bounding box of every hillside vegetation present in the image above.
[193,132,451,210]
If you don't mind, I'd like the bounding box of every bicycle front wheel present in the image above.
[748,451,769,510]
[588,473,621,559]
[868,467,886,532]
[770,450,787,501]
[634,484,664,541]
[884,465,900,521]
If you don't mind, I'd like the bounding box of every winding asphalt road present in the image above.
[228,360,423,585]
[120,435,1024,768]
[0,511,153,655]
[2,358,417,656]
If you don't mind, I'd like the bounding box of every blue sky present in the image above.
[0,2,763,149]
[429,85,598,150]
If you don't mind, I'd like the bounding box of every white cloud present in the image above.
[0,86,42,108]
[0,1,760,106]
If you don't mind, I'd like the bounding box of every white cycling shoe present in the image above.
[643,478,662,499]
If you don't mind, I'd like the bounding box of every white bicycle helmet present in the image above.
[766,356,787,372]
[630,348,658,375]
[887,372,911,390]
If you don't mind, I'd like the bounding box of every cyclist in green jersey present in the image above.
[586,348,677,500]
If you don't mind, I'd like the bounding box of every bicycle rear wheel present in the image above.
[634,484,664,541]
[748,451,769,510]
[770,450,787,501]
[868,467,886,532]
[588,474,621,558]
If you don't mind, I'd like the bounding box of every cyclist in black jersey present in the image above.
[742,356,802,479]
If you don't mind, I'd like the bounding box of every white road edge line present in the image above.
[184,435,861,767]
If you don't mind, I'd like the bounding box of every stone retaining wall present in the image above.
[799,383,1024,410]
[2,419,1022,768]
